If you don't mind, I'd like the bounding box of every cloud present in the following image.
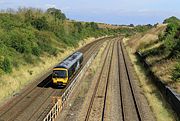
[45,4,56,8]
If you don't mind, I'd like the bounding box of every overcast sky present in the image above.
[0,0,180,25]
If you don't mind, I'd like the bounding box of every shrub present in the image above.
[163,16,180,26]
[49,48,58,56]
[32,46,41,56]
[0,57,12,73]
[172,62,180,81]
[31,16,48,30]
[0,68,4,76]
[24,54,35,64]
[4,30,32,54]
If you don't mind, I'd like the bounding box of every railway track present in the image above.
[84,38,115,121]
[118,40,141,121]
[83,38,154,121]
[0,37,111,121]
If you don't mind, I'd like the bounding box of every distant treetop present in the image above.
[163,16,180,25]
[46,8,66,20]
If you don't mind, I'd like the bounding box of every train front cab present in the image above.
[52,68,68,86]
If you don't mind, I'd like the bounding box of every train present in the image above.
[52,52,83,86]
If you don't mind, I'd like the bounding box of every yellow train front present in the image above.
[52,52,83,86]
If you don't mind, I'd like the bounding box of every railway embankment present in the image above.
[0,7,122,106]
[136,51,180,119]
[0,35,106,107]
[124,23,179,120]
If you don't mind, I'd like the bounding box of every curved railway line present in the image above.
[0,37,111,121]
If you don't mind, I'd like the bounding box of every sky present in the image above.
[0,0,180,25]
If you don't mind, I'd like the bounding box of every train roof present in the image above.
[55,52,83,69]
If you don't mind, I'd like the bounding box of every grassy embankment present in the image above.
[124,23,179,120]
[136,17,180,93]
[0,7,152,105]
[0,8,115,104]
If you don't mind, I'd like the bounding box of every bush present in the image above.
[163,16,180,26]
[0,68,4,76]
[24,54,35,64]
[159,17,180,58]
[4,30,32,54]
[31,17,48,30]
[32,46,41,56]
[0,57,12,73]
[49,48,58,56]
[172,62,180,81]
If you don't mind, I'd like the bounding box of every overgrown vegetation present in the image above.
[0,8,152,76]
[162,17,180,58]
[0,8,111,75]
[139,16,180,82]
[159,17,180,81]
[172,63,180,81]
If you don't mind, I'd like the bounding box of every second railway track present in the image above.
[83,38,155,121]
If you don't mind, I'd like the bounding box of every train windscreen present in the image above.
[53,70,67,78]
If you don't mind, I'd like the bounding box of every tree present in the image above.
[73,22,83,33]
[163,16,180,26]
[90,22,99,30]
[129,24,134,27]
[47,8,66,21]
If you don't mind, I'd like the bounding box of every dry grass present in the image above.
[123,24,180,119]
[131,24,180,93]
[141,42,163,53]
[124,38,179,121]
[78,41,107,97]
[144,50,180,92]
[0,37,98,106]
[127,24,166,53]
[90,41,107,73]
[151,60,180,93]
